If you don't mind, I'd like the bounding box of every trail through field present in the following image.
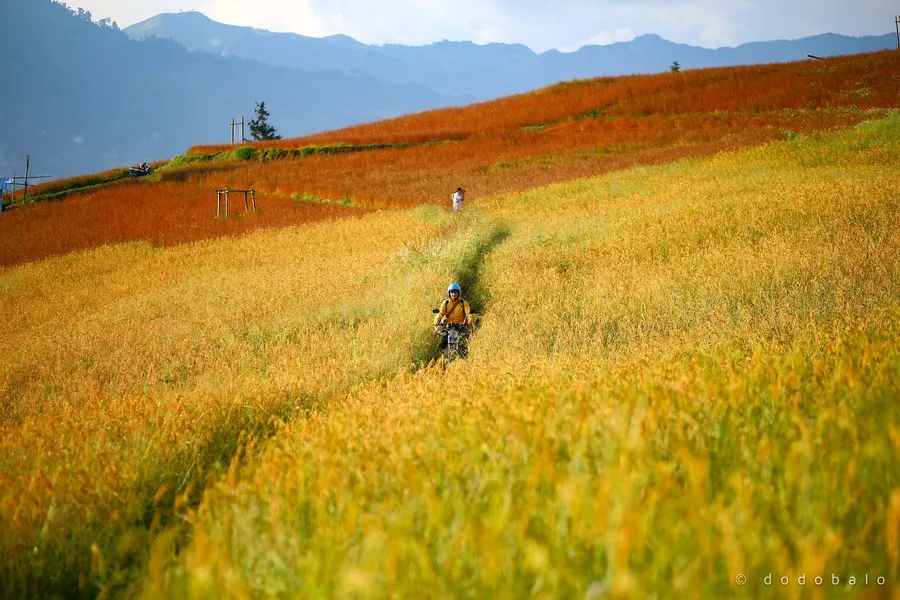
[2,114,899,599]
[0,207,512,597]
[148,115,900,599]
[428,219,511,363]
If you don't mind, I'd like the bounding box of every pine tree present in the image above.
[670,60,681,73]
[248,101,281,141]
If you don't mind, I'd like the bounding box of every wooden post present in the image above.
[225,191,229,217]
[23,155,30,200]
[241,117,245,143]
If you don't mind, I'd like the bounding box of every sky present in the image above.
[66,0,897,52]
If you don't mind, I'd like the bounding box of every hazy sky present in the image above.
[67,0,896,52]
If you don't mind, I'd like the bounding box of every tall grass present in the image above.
[0,207,505,597]
[151,116,900,598]
[1,59,898,599]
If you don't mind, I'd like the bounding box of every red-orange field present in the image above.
[169,109,886,208]
[6,50,899,270]
[192,50,900,152]
[174,51,900,210]
[0,182,365,268]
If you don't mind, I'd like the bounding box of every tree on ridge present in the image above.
[249,101,281,141]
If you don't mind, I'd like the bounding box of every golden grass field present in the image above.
[140,114,899,600]
[1,56,898,599]
[0,207,506,595]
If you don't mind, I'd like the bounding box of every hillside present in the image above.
[0,0,459,181]
[126,11,897,100]
[3,49,898,268]
[160,114,900,600]
[1,49,899,598]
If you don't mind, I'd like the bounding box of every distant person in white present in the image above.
[451,187,465,212]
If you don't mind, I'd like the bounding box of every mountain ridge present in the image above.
[126,12,896,100]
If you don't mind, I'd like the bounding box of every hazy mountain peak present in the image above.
[321,33,367,48]
[137,10,214,27]
[631,33,670,46]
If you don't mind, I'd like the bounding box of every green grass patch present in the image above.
[289,193,365,208]
[4,163,168,206]
[170,140,445,170]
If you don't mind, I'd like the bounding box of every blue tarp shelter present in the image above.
[0,177,10,213]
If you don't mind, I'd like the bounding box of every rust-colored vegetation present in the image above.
[193,50,900,150]
[5,50,898,270]
[169,109,882,209]
[0,182,364,268]
[180,51,899,209]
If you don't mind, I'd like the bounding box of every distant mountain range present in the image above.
[125,12,896,101]
[2,0,894,182]
[0,0,459,181]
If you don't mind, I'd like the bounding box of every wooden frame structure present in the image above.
[216,189,257,218]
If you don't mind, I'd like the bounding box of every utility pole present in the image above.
[895,16,899,50]
[230,117,246,144]
[23,154,30,200]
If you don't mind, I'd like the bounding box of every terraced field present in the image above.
[1,51,898,599]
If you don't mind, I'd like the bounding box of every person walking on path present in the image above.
[451,187,465,212]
